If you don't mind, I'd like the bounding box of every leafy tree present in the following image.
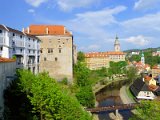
[17,70,92,120]
[126,66,138,83]
[77,51,85,62]
[130,100,160,120]
[76,86,95,108]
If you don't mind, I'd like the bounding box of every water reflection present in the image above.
[95,80,133,120]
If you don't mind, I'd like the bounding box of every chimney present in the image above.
[64,27,66,34]
[22,28,24,33]
[46,27,49,34]
[27,27,30,34]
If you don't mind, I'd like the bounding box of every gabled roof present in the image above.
[130,78,150,96]
[0,57,15,62]
[25,25,72,36]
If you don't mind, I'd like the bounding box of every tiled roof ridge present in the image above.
[0,57,16,62]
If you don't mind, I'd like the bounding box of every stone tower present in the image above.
[141,51,145,65]
[114,35,120,52]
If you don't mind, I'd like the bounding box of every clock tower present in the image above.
[114,35,120,52]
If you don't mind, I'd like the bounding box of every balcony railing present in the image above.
[13,49,24,55]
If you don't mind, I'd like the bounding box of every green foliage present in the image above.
[16,70,92,120]
[77,51,85,62]
[129,55,141,62]
[60,77,68,85]
[74,61,95,108]
[109,61,127,75]
[3,79,33,120]
[126,66,138,83]
[12,55,16,60]
[76,86,95,108]
[130,100,160,120]
[74,61,91,87]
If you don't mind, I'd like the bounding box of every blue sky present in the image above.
[1,0,160,52]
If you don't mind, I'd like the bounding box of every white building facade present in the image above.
[0,25,40,73]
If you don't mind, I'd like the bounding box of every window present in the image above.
[20,49,23,52]
[0,47,3,51]
[20,35,22,38]
[59,49,61,53]
[13,33,15,36]
[55,57,58,61]
[44,57,47,61]
[29,50,30,53]
[48,48,53,53]
[40,48,43,53]
[0,30,2,33]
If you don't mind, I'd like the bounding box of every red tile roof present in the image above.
[144,76,152,82]
[0,57,15,62]
[148,84,159,91]
[25,25,72,36]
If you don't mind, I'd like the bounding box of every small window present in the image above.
[55,57,58,61]
[0,47,3,51]
[28,38,30,40]
[44,57,47,61]
[29,50,30,53]
[40,49,43,53]
[20,35,22,38]
[13,33,15,36]
[0,30,2,33]
[20,49,23,52]
[59,49,61,53]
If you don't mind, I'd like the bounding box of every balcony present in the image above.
[12,40,25,48]
[13,49,24,55]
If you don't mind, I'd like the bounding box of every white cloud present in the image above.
[25,0,48,7]
[125,35,150,46]
[134,0,160,11]
[28,9,35,13]
[122,12,160,33]
[68,6,126,39]
[57,0,100,11]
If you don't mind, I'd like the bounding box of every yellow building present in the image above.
[85,36,125,70]
[152,65,160,78]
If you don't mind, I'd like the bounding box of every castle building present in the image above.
[0,24,40,73]
[24,25,76,82]
[85,36,125,70]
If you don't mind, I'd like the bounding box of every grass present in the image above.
[126,84,136,102]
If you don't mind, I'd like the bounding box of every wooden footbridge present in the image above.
[86,103,139,113]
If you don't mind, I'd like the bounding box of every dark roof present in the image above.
[130,78,150,96]
[0,24,8,30]
[6,26,25,35]
[0,24,40,41]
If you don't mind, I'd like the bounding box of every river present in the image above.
[95,80,133,120]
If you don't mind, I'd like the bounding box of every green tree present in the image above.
[130,100,160,120]
[77,51,85,62]
[126,66,138,83]
[17,70,92,120]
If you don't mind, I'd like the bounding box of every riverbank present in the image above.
[120,85,136,104]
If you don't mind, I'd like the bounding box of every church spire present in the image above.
[114,35,120,52]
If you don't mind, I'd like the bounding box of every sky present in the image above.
[0,0,160,52]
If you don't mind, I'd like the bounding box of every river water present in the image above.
[95,80,133,120]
